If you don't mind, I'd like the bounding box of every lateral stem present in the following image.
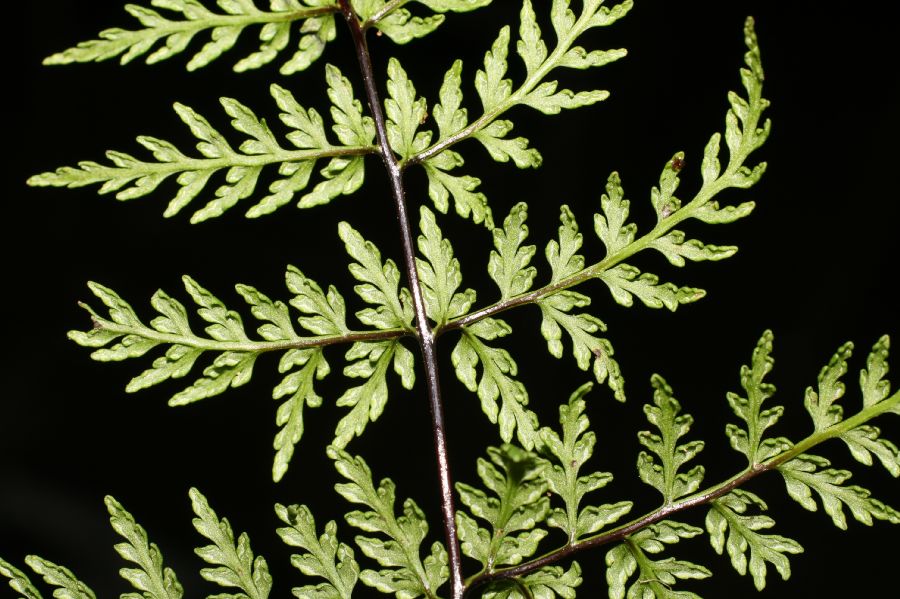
[336,3,465,598]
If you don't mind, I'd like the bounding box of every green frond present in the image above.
[29,73,376,223]
[416,206,477,326]
[22,557,94,599]
[725,331,793,465]
[106,496,184,599]
[706,490,803,591]
[423,150,493,228]
[637,376,705,504]
[0,558,44,599]
[455,445,549,569]
[385,58,432,158]
[539,384,633,543]
[189,488,272,599]
[599,264,705,311]
[43,0,339,73]
[804,341,854,432]
[451,318,539,448]
[355,0,493,44]
[488,203,536,300]
[275,503,359,599]
[605,520,710,599]
[778,454,900,529]
[482,562,581,599]
[329,447,449,598]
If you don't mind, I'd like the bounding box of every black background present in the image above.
[4,1,899,597]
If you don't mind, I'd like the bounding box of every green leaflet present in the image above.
[488,202,536,300]
[706,490,803,591]
[29,71,375,222]
[422,150,492,229]
[333,340,415,448]
[42,0,338,73]
[638,376,705,504]
[339,222,414,330]
[539,383,633,542]
[451,318,539,448]
[778,454,900,530]
[725,331,793,465]
[605,520,710,599]
[106,496,184,599]
[329,447,448,598]
[385,58,432,158]
[190,488,272,599]
[481,562,582,599]
[593,172,635,257]
[804,341,854,432]
[20,557,94,599]
[416,206,477,326]
[0,558,44,599]
[354,0,493,44]
[599,264,705,311]
[455,445,549,569]
[275,503,359,599]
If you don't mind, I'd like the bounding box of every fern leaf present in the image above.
[273,348,329,481]
[0,558,43,599]
[329,447,448,598]
[725,331,793,465]
[189,488,271,599]
[416,206,476,326]
[106,496,183,599]
[593,172,636,256]
[804,341,853,432]
[371,8,444,45]
[605,520,710,599]
[385,58,432,158]
[43,0,339,73]
[21,557,94,599]
[482,562,582,599]
[545,206,584,283]
[28,81,376,222]
[539,383,632,542]
[333,340,414,448]
[474,120,542,169]
[275,503,359,599]
[451,318,539,448]
[422,150,492,228]
[433,60,468,139]
[706,490,803,591]
[455,445,549,569]
[637,375,705,504]
[475,25,513,112]
[286,265,350,335]
[488,203,536,300]
[778,454,900,529]
[338,222,414,330]
[599,264,705,311]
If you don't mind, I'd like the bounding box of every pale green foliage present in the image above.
[0,558,43,599]
[190,488,272,599]
[804,341,854,432]
[706,490,802,591]
[452,318,539,448]
[455,445,549,570]
[329,447,449,598]
[637,376,705,504]
[29,72,375,222]
[605,521,711,599]
[21,557,95,599]
[725,330,793,465]
[481,563,582,599]
[106,496,184,599]
[416,206,476,326]
[538,383,632,542]
[779,454,900,529]
[275,503,360,598]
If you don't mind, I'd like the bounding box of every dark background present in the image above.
[4,1,898,597]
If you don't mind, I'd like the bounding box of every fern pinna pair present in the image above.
[7,1,898,598]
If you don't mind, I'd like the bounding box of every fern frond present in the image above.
[329,446,449,598]
[69,257,410,480]
[706,490,803,591]
[538,383,633,543]
[106,496,184,599]
[408,0,631,225]
[451,318,539,449]
[416,206,476,327]
[275,503,360,599]
[725,330,793,465]
[0,558,44,599]
[481,562,582,599]
[21,557,95,599]
[354,0,493,44]
[43,1,341,74]
[29,71,376,222]
[189,488,272,599]
[455,445,549,569]
[605,520,710,599]
[637,375,705,504]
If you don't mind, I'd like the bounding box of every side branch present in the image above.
[465,390,900,593]
[336,2,465,597]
